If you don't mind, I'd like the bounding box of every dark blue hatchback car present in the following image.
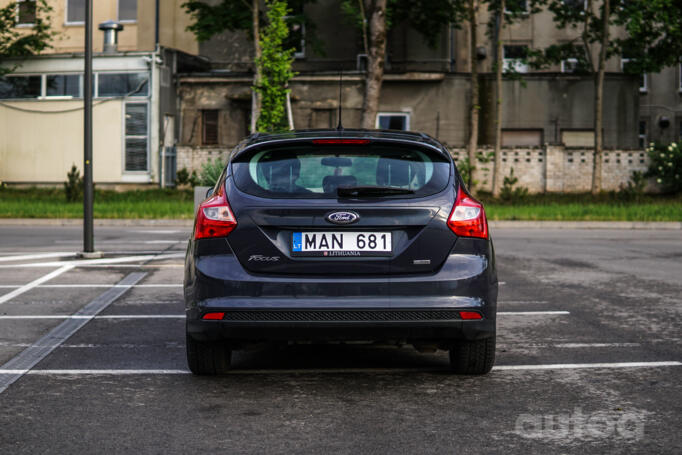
[184,130,497,375]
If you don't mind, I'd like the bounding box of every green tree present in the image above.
[528,0,682,194]
[255,0,296,133]
[0,0,54,76]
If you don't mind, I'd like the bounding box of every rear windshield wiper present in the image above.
[337,186,415,197]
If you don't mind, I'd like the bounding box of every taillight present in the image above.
[194,185,237,240]
[447,185,488,239]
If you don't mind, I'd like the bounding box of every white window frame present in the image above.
[503,45,529,73]
[375,112,411,131]
[117,0,137,24]
[65,0,85,25]
[122,100,151,173]
[621,58,647,92]
[43,73,82,99]
[561,58,578,73]
[15,0,36,27]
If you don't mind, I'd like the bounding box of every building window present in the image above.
[202,110,219,145]
[66,0,85,24]
[46,74,80,97]
[376,113,410,131]
[562,0,587,9]
[284,17,305,58]
[621,58,647,92]
[502,130,542,147]
[16,0,37,26]
[97,72,149,98]
[503,45,529,73]
[124,102,149,171]
[561,130,594,147]
[505,0,529,14]
[0,75,41,99]
[638,120,647,149]
[118,0,137,22]
[561,58,579,73]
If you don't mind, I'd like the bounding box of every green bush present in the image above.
[64,164,83,202]
[175,167,200,188]
[646,142,682,194]
[199,158,226,187]
[618,170,646,201]
[499,167,528,202]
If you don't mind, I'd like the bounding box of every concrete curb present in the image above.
[0,219,680,229]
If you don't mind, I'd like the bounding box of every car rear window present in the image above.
[231,144,451,199]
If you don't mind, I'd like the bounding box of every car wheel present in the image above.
[186,332,232,375]
[448,335,495,375]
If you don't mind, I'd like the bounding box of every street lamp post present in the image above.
[82,0,95,255]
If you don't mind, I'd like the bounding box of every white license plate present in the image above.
[292,232,392,256]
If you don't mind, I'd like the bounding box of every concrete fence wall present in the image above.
[177,145,650,193]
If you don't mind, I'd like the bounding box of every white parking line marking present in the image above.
[0,253,184,268]
[0,252,77,263]
[555,343,641,348]
[0,272,147,394]
[0,315,184,320]
[0,284,182,289]
[0,265,73,305]
[0,361,678,376]
[494,361,682,370]
[498,311,569,315]
[0,311,568,320]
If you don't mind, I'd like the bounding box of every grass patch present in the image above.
[0,188,194,219]
[480,192,682,221]
[0,188,680,221]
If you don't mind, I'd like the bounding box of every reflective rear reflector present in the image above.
[460,311,483,320]
[202,312,225,320]
[312,139,370,145]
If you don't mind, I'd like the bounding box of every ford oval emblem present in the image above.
[326,211,359,225]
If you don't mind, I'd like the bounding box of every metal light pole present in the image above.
[82,0,94,254]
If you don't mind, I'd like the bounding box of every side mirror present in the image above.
[205,187,214,198]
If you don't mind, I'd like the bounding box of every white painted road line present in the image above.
[0,265,74,305]
[0,315,184,320]
[493,361,682,371]
[0,253,185,268]
[0,252,77,263]
[498,311,570,315]
[0,361,678,376]
[0,272,147,394]
[0,284,182,289]
[555,342,641,348]
[0,311,569,320]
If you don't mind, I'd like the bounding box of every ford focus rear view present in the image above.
[184,130,498,375]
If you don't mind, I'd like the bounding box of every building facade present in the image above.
[0,0,203,187]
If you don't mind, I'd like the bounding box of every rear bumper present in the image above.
[187,317,495,343]
[184,249,497,343]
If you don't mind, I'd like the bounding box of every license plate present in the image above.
[292,232,392,257]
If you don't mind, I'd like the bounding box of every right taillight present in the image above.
[447,185,489,239]
[194,184,237,240]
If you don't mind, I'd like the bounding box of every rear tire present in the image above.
[186,333,232,375]
[448,336,495,375]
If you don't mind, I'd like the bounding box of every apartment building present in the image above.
[0,0,204,187]
[180,0,679,155]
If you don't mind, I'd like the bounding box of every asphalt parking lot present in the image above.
[0,224,680,454]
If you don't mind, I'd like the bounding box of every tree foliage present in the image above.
[0,0,54,76]
[255,0,296,133]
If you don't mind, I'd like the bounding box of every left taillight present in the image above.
[194,185,237,240]
[447,185,489,239]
